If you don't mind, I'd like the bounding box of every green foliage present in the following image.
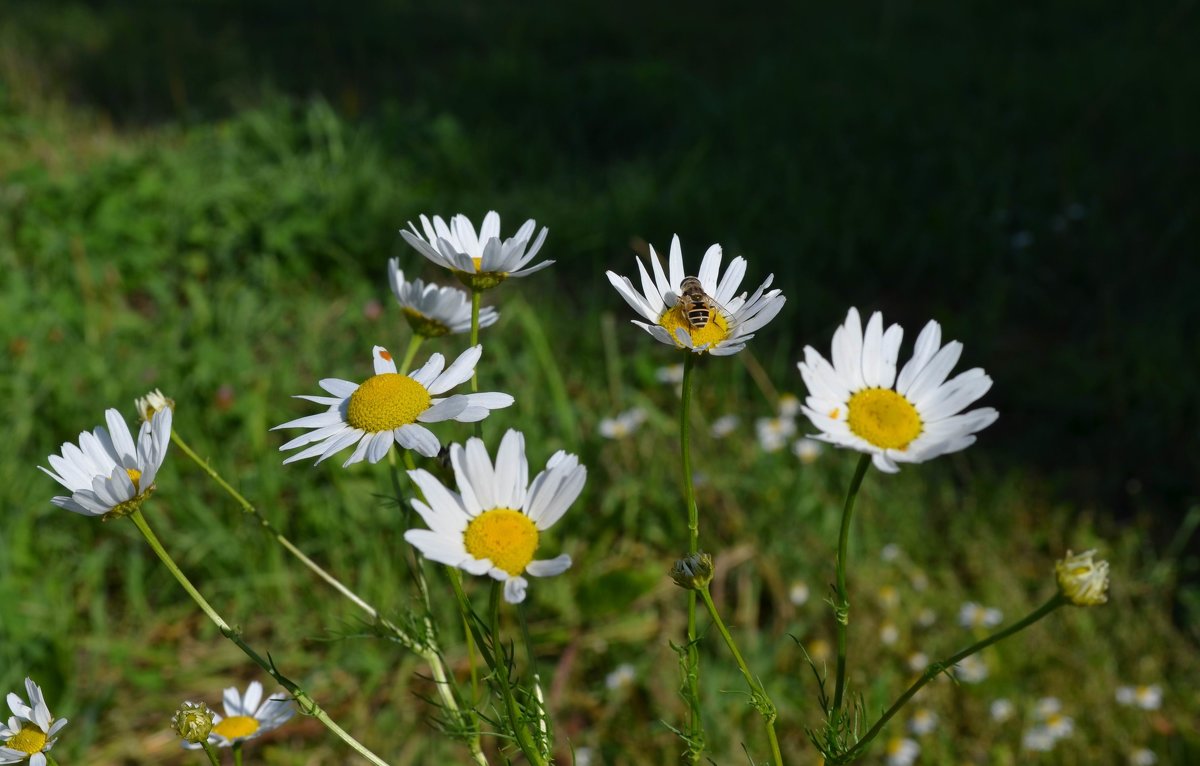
[2,6,1199,762]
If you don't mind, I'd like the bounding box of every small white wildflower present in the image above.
[953,654,989,684]
[958,602,1003,630]
[907,708,938,736]
[907,652,928,673]
[1022,726,1057,752]
[990,698,1015,723]
[885,736,920,766]
[789,582,810,607]
[598,408,646,440]
[1129,748,1158,766]
[777,393,801,418]
[880,543,902,562]
[880,622,899,646]
[655,364,685,385]
[710,414,740,439]
[604,664,637,692]
[791,437,823,463]
[755,416,796,452]
[916,608,937,627]
[1116,684,1162,711]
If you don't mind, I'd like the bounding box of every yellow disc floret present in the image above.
[6,724,48,754]
[846,388,923,450]
[659,305,730,349]
[346,374,432,433]
[463,508,540,576]
[213,715,260,740]
[127,467,142,492]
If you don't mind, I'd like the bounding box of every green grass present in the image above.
[2,7,1199,762]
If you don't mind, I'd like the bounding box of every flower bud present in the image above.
[135,389,176,422]
[670,552,715,590]
[1055,549,1109,606]
[172,701,214,743]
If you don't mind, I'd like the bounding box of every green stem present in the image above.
[398,334,424,375]
[200,742,222,766]
[679,352,704,761]
[470,288,483,438]
[518,602,551,749]
[393,451,487,765]
[490,583,549,766]
[128,509,391,766]
[837,595,1067,764]
[831,454,871,715]
[232,742,243,766]
[173,430,483,763]
[698,586,783,766]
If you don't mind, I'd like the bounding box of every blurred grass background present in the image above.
[2,1,1198,763]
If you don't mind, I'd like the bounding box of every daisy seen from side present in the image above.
[798,307,998,473]
[274,345,513,465]
[0,678,67,766]
[399,211,552,289]
[387,259,499,338]
[606,234,786,356]
[404,429,585,603]
[181,681,293,750]
[40,407,173,519]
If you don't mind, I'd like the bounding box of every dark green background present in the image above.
[6,0,1198,517]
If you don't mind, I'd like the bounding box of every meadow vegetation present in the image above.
[2,2,1198,763]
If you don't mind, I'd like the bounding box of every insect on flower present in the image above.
[677,276,729,330]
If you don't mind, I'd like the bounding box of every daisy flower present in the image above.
[1130,748,1158,766]
[387,260,499,337]
[598,408,646,440]
[953,654,989,684]
[756,416,796,452]
[605,664,637,692]
[778,393,802,418]
[990,698,1015,723]
[0,679,67,766]
[884,736,920,766]
[958,601,1004,630]
[798,307,998,472]
[274,345,513,465]
[789,581,810,606]
[40,407,173,519]
[182,681,293,750]
[908,708,938,736]
[404,430,585,603]
[399,211,552,289]
[710,414,740,439]
[606,234,786,355]
[1116,684,1163,711]
[792,437,823,463]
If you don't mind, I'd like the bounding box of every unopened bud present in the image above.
[1055,549,1109,606]
[172,701,214,743]
[670,552,715,590]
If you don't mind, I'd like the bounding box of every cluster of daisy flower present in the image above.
[30,216,1121,764]
[1021,697,1075,752]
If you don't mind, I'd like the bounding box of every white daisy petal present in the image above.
[526,554,572,577]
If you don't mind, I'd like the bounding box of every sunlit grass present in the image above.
[3,91,1198,765]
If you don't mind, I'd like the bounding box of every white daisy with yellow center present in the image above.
[181,681,293,750]
[0,678,67,766]
[598,408,646,440]
[40,408,173,519]
[399,211,552,289]
[387,260,499,337]
[606,235,786,356]
[798,307,998,473]
[275,345,513,465]
[404,430,585,603]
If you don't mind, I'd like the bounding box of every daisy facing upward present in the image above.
[404,430,585,603]
[798,307,998,473]
[274,345,513,465]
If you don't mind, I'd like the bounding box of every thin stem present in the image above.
[128,509,391,766]
[200,742,222,766]
[232,743,243,766]
[831,454,871,715]
[174,431,484,763]
[398,334,424,375]
[699,587,783,766]
[518,602,551,748]
[837,595,1067,764]
[490,583,549,766]
[679,352,704,761]
[470,288,483,438]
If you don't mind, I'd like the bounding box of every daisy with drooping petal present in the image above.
[40,407,173,519]
[404,430,585,603]
[387,259,499,337]
[606,235,786,356]
[0,678,67,766]
[182,681,294,750]
[275,345,513,465]
[798,307,998,473]
[399,211,552,289]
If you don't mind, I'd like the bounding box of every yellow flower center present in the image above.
[213,715,260,740]
[463,508,539,576]
[5,724,48,754]
[345,374,432,432]
[127,467,142,492]
[659,304,730,349]
[846,388,922,450]
[401,307,452,338]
